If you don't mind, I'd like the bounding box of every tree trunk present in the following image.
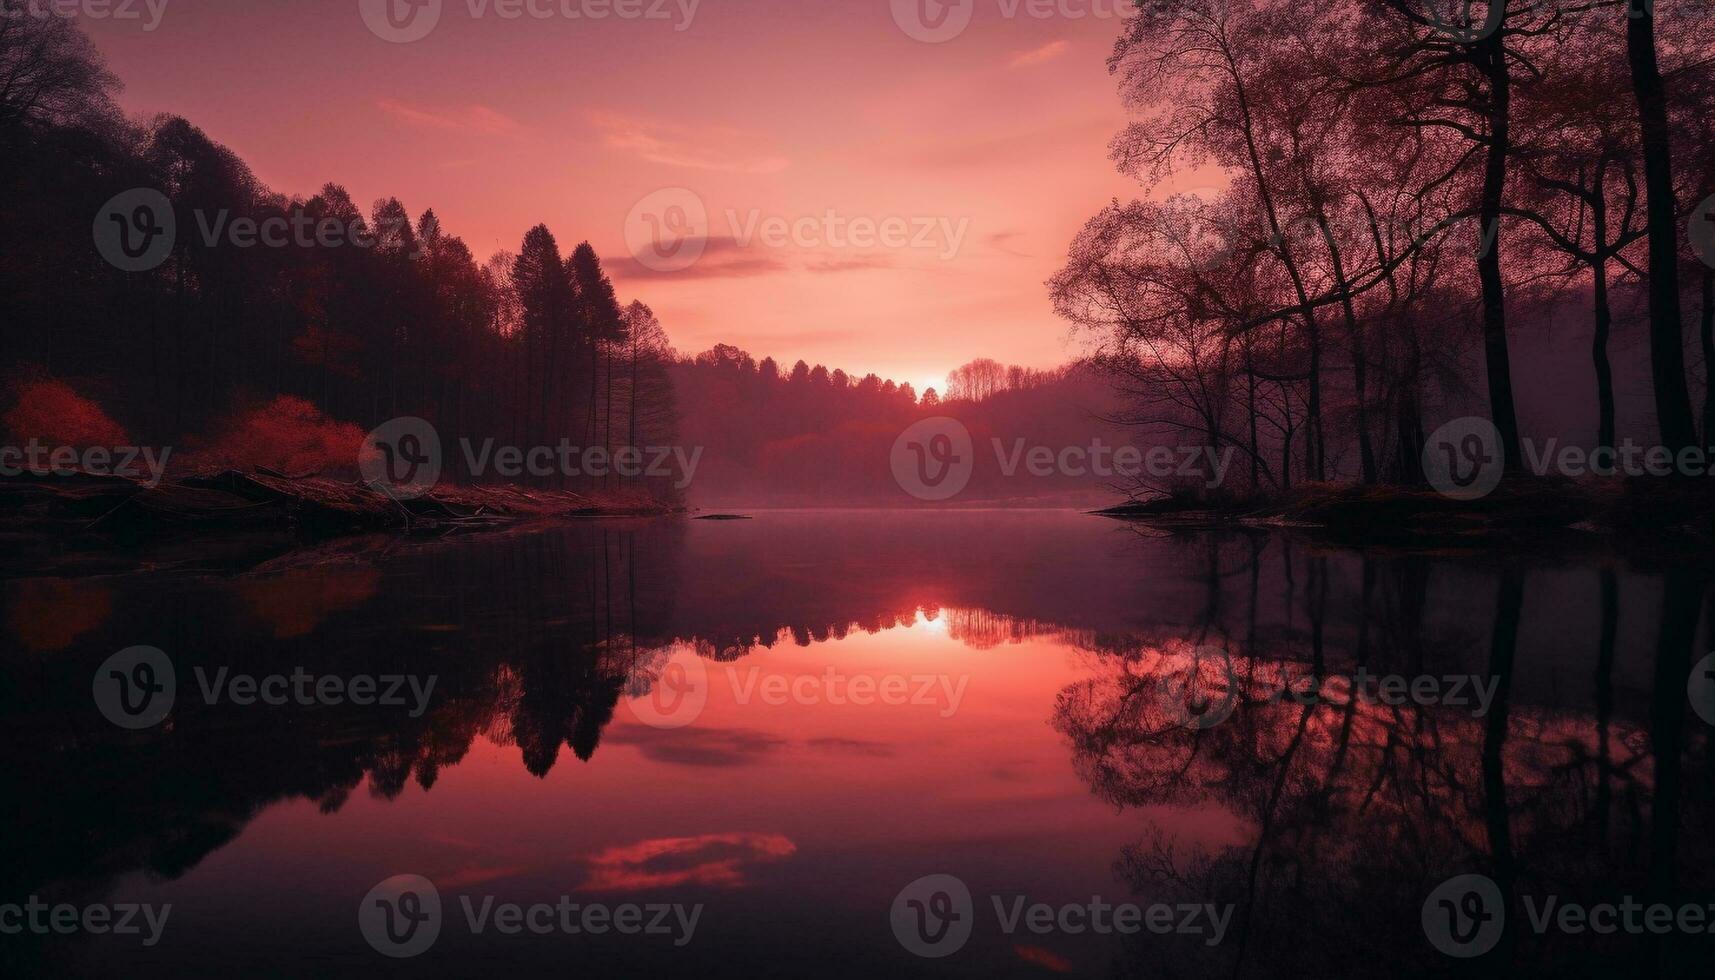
[1480,568,1524,958]
[1593,260,1617,452]
[1627,7,1697,453]
[1476,32,1523,469]
[604,344,614,488]
[1701,270,1713,446]
[1228,48,1323,480]
[1243,331,1261,493]
[629,337,640,488]
[1319,216,1376,482]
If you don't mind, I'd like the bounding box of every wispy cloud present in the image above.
[804,736,896,757]
[605,721,788,764]
[1009,40,1070,69]
[805,255,895,274]
[606,237,791,282]
[580,832,797,892]
[376,98,520,135]
[987,231,1031,258]
[589,111,789,174]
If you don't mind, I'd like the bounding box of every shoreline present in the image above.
[1091,476,1715,552]
[0,468,680,563]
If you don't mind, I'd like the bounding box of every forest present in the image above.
[1051,0,1715,498]
[0,9,1133,509]
[671,351,1125,506]
[0,9,682,499]
[10,2,1715,514]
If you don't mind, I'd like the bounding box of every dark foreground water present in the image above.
[3,510,1713,978]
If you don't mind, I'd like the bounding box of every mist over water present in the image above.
[4,511,1709,977]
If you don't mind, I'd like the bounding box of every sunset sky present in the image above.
[82,0,1146,395]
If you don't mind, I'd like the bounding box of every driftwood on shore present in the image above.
[0,468,671,544]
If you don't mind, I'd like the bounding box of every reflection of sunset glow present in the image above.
[1014,944,1074,973]
[234,565,382,639]
[580,832,797,892]
[75,5,1139,381]
[8,578,112,652]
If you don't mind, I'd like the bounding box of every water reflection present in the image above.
[2,511,1711,976]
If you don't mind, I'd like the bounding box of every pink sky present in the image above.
[84,0,1143,395]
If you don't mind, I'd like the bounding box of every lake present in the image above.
[3,510,1712,977]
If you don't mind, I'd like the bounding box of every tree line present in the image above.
[1051,0,1715,496]
[672,347,1120,505]
[0,11,679,498]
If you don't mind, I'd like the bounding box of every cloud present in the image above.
[804,255,895,274]
[589,111,789,174]
[605,237,791,282]
[580,832,797,892]
[1009,40,1070,69]
[804,736,896,757]
[987,231,1031,258]
[605,722,788,766]
[376,98,520,135]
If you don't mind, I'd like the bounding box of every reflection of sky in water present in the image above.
[3,511,1711,977]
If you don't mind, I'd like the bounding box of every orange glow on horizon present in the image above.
[76,1,1153,383]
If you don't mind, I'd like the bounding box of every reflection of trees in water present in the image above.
[1053,543,1715,978]
[3,520,1114,919]
[1,524,684,929]
[6,521,1714,976]
[939,607,1097,651]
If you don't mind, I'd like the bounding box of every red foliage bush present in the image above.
[193,396,366,476]
[1,379,130,447]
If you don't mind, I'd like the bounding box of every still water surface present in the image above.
[3,510,1712,977]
